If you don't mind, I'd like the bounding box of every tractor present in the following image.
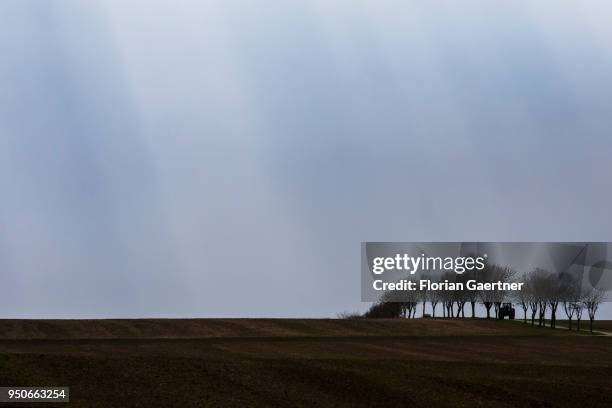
[498,303,515,320]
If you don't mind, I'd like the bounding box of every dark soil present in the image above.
[0,319,609,407]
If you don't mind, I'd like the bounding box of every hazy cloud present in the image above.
[1,1,611,317]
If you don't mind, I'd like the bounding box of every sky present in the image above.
[1,1,612,318]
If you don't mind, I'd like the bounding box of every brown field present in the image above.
[591,320,612,332]
[0,319,610,407]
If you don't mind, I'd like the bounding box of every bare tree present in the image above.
[562,301,576,330]
[403,296,418,318]
[538,297,548,327]
[574,298,585,331]
[583,288,605,333]
[480,291,495,319]
[464,267,480,318]
[513,272,530,323]
[419,280,429,318]
[561,274,582,330]
[546,272,569,329]
[454,273,468,318]
[428,280,442,318]
[458,254,481,318]
[479,267,495,319]
[444,271,458,318]
[435,271,455,319]
[523,276,538,325]
[526,268,550,327]
[528,297,538,325]
[399,285,420,319]
[479,264,515,319]
[466,287,479,318]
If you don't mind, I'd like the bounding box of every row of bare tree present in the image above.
[364,263,606,333]
[514,268,605,332]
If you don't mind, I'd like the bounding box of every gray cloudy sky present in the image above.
[1,1,612,318]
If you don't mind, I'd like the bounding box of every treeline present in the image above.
[516,268,605,332]
[361,264,606,333]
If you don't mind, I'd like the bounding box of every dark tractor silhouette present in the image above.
[498,303,515,320]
